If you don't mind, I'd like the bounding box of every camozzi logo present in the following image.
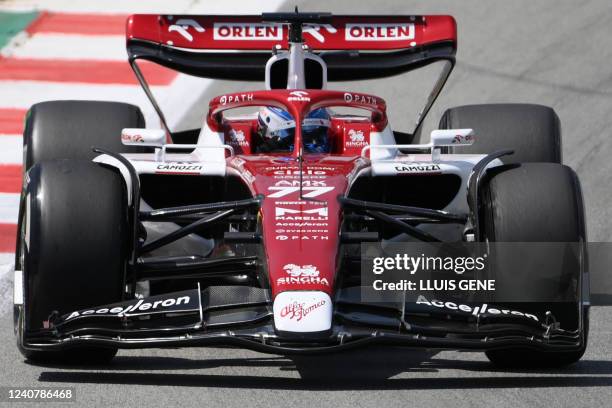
[280,299,327,321]
[288,90,310,102]
[277,263,330,286]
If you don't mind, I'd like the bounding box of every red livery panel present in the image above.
[127,15,456,51]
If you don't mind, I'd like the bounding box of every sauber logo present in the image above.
[168,19,205,42]
[288,90,310,102]
[280,300,327,321]
[213,23,283,40]
[345,23,415,41]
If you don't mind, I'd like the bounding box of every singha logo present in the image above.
[348,129,364,142]
[228,129,248,147]
[283,264,320,277]
[345,129,368,148]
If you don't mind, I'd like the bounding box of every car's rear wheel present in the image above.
[439,103,562,163]
[15,160,128,364]
[22,100,148,171]
[479,163,588,367]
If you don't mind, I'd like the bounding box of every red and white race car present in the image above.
[14,11,588,368]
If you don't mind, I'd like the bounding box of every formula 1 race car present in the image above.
[13,11,588,368]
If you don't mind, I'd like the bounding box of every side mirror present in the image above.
[121,128,166,146]
[430,128,475,147]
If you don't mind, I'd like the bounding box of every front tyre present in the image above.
[480,163,588,367]
[16,160,129,364]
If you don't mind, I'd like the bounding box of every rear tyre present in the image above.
[16,160,128,364]
[439,103,561,163]
[22,100,148,171]
[480,163,588,367]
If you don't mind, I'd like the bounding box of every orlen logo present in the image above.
[345,23,415,41]
[213,23,283,40]
[288,90,310,102]
[168,19,205,42]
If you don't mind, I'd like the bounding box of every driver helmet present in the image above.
[257,107,331,153]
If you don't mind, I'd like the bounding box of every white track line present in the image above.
[8,34,127,60]
[0,80,168,110]
[0,0,198,13]
[0,136,22,164]
[0,193,19,224]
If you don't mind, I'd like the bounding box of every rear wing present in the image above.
[126,14,456,81]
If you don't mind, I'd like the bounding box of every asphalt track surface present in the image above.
[2,1,612,407]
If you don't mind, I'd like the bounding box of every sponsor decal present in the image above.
[275,206,328,220]
[343,92,378,105]
[228,129,249,147]
[273,291,332,332]
[121,133,144,143]
[156,162,203,173]
[302,23,338,43]
[275,235,329,241]
[277,263,330,286]
[345,23,415,41]
[268,180,334,198]
[345,129,368,148]
[219,93,254,105]
[395,164,442,173]
[274,169,327,176]
[453,134,474,144]
[287,90,310,102]
[168,19,205,42]
[280,300,327,321]
[213,23,283,40]
[415,295,539,321]
[64,292,196,321]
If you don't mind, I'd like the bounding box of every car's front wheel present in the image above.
[15,160,129,364]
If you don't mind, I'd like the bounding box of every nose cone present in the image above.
[273,291,332,333]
